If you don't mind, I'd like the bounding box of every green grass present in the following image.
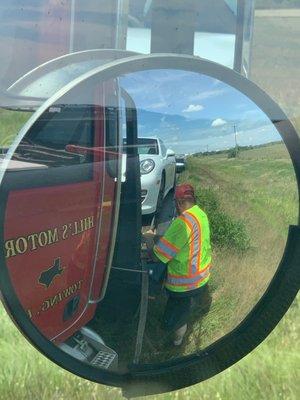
[107,141,298,366]
[0,297,298,400]
[172,143,298,355]
[0,109,32,147]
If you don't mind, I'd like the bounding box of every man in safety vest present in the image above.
[145,183,212,346]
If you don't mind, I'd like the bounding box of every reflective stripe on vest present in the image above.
[165,205,211,292]
[155,237,179,260]
[180,211,201,275]
[167,263,211,288]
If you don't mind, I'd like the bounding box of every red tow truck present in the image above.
[0,0,255,370]
[1,80,142,370]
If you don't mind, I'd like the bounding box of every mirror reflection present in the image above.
[0,68,297,372]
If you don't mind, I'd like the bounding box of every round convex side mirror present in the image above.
[0,54,299,397]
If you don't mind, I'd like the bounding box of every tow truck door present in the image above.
[1,80,121,343]
[97,89,142,321]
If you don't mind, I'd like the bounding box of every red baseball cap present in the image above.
[175,183,195,200]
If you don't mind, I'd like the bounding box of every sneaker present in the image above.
[173,337,184,346]
[173,324,187,346]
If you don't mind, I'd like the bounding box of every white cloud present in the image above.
[211,118,227,127]
[183,104,204,113]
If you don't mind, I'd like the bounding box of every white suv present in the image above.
[138,137,176,215]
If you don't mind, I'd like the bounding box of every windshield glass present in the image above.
[0,0,242,101]
[123,137,159,155]
[137,138,158,155]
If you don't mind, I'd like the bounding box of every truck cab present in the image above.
[1,78,143,370]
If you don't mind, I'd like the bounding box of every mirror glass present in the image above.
[0,67,298,372]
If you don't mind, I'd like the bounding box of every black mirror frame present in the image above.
[0,54,299,397]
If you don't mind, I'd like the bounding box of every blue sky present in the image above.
[120,69,282,154]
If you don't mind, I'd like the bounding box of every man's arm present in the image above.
[153,218,190,263]
[143,230,161,262]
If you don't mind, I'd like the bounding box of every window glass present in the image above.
[0,0,300,387]
[137,138,158,155]
[0,0,119,90]
[12,105,94,168]
[126,1,239,68]
[224,0,237,14]
[0,0,245,96]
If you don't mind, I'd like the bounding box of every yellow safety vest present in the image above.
[154,205,211,293]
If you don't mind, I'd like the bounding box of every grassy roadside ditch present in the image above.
[171,142,298,358]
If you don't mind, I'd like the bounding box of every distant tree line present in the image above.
[256,0,300,9]
[193,141,282,158]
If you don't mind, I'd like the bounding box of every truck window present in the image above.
[13,105,94,169]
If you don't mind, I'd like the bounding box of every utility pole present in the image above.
[233,124,238,155]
